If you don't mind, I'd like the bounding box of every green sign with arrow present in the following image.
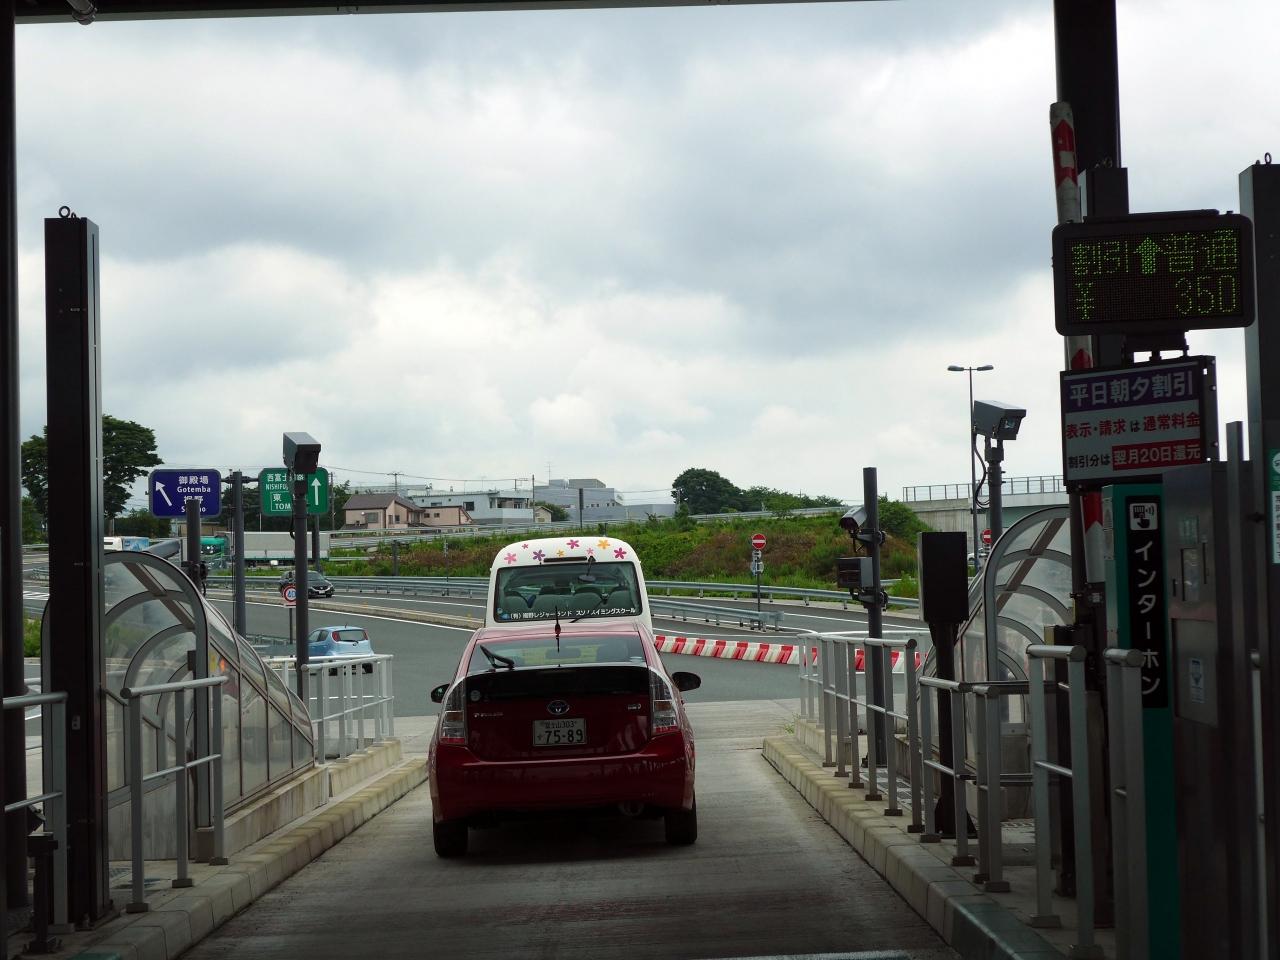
[259,467,329,517]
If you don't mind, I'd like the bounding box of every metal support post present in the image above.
[210,689,227,865]
[172,690,192,889]
[293,476,309,704]
[45,215,112,926]
[312,514,320,573]
[231,471,247,636]
[0,2,18,924]
[986,438,1005,540]
[833,639,848,779]
[126,697,146,913]
[1241,160,1280,953]
[863,468,888,760]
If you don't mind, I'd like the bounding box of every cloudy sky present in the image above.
[13,0,1279,508]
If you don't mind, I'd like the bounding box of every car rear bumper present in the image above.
[430,733,693,822]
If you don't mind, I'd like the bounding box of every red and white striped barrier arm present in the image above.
[653,635,800,665]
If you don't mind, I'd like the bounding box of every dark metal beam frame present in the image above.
[17,0,884,23]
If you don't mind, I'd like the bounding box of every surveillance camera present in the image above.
[839,506,867,538]
[283,431,321,474]
[972,400,1026,441]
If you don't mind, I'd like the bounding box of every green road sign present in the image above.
[259,467,329,516]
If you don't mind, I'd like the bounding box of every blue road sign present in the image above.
[148,469,222,518]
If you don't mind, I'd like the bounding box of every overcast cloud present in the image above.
[13,0,1280,508]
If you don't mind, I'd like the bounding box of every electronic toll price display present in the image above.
[1052,211,1255,336]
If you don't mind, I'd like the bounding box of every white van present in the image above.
[484,535,652,631]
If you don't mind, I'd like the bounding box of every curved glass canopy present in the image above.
[51,550,315,812]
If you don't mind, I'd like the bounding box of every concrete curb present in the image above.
[69,756,428,960]
[762,735,1065,960]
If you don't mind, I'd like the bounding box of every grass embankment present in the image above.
[23,618,40,656]
[323,512,926,592]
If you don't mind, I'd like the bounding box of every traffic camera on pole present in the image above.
[835,506,887,609]
[971,402,1025,544]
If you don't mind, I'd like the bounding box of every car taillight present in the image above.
[439,683,467,745]
[650,671,678,737]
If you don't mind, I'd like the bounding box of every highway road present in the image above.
[183,699,958,960]
[206,597,808,715]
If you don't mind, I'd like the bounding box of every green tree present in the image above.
[114,509,172,538]
[877,496,929,540]
[21,496,45,543]
[534,500,569,522]
[21,416,162,524]
[672,467,743,515]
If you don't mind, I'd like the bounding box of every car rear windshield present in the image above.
[467,633,645,674]
[466,664,650,701]
[333,629,366,643]
[493,560,643,623]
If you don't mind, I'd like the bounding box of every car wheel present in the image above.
[664,799,697,846]
[433,818,468,857]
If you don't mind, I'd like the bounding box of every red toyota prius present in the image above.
[427,620,700,857]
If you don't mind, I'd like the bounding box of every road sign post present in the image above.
[981,528,993,547]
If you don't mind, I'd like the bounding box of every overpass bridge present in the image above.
[901,476,1069,554]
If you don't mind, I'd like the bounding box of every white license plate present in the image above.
[532,718,586,746]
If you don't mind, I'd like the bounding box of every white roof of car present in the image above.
[489,536,641,570]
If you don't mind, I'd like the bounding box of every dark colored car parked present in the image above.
[280,569,336,598]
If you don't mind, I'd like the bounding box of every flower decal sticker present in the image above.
[504,553,517,565]
[567,539,580,549]
[613,547,627,559]
[532,549,545,561]
[598,539,611,550]
[556,549,565,557]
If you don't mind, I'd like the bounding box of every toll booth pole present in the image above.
[45,215,113,925]
[0,1,18,920]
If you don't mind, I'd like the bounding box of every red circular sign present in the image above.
[282,584,298,606]
[981,529,993,546]
[751,533,767,550]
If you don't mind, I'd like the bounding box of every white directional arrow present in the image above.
[310,477,321,505]
[155,482,173,507]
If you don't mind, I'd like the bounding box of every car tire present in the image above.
[664,799,697,846]
[433,818,468,858]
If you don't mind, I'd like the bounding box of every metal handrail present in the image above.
[1104,648,1147,960]
[263,654,394,760]
[120,674,228,914]
[1026,643,1100,958]
[857,638,921,827]
[918,674,976,865]
[2,690,68,930]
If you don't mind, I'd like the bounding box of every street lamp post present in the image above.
[947,364,994,571]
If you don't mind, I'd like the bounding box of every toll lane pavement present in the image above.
[181,699,957,960]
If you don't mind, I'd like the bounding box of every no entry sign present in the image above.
[981,529,993,546]
[751,533,767,550]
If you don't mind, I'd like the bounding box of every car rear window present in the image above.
[467,633,645,674]
[334,629,366,644]
[493,560,642,623]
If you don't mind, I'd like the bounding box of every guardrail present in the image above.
[121,675,228,914]
[206,574,920,610]
[803,632,1106,958]
[262,654,395,761]
[648,597,782,631]
[2,689,68,937]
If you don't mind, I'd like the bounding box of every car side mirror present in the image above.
[671,671,701,693]
[430,683,449,704]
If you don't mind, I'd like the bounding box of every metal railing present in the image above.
[1105,648,1148,960]
[2,690,68,932]
[264,654,395,761]
[901,475,1067,503]
[802,632,1103,957]
[207,573,921,610]
[1026,644,1101,958]
[121,675,228,914]
[649,596,782,631]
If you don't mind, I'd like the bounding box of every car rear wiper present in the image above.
[479,644,514,670]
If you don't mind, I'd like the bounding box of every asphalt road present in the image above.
[207,598,809,716]
[181,699,957,960]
